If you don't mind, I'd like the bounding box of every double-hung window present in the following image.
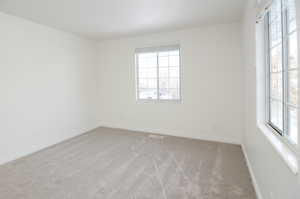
[135,45,181,101]
[266,0,298,145]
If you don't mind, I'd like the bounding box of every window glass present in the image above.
[266,0,298,144]
[136,47,180,101]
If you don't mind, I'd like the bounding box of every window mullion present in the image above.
[266,13,271,124]
[157,52,159,101]
[167,54,170,99]
[282,0,289,137]
[136,54,140,100]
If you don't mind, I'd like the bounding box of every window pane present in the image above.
[169,78,180,89]
[148,79,157,89]
[270,73,283,100]
[288,70,298,106]
[139,68,157,78]
[285,0,297,32]
[288,32,298,69]
[169,55,180,66]
[159,78,169,89]
[138,57,147,67]
[270,44,283,72]
[139,88,157,100]
[269,15,282,47]
[159,56,168,67]
[169,67,180,78]
[138,78,157,89]
[159,88,169,99]
[158,49,180,100]
[147,57,157,67]
[139,52,156,58]
[159,67,168,78]
[168,89,180,100]
[288,20,297,34]
[138,53,157,68]
[270,100,283,131]
[159,89,180,100]
[138,79,148,88]
[270,0,282,22]
[169,50,179,56]
[138,69,147,78]
[159,52,169,56]
[287,106,298,144]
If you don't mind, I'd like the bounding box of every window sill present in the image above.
[136,99,182,104]
[257,123,298,175]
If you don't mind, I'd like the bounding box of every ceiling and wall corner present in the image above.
[0,0,245,40]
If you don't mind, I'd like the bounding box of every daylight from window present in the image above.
[136,47,180,101]
[267,0,298,144]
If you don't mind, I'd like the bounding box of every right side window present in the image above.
[266,0,298,145]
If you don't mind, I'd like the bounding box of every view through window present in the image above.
[135,45,181,101]
[266,0,298,144]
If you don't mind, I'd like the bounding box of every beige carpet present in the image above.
[0,127,256,199]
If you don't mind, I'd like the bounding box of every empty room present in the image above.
[0,0,299,198]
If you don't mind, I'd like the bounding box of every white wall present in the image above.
[2,4,299,198]
[97,23,243,144]
[0,12,100,165]
[241,1,300,199]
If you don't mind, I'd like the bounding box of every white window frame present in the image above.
[264,0,298,149]
[256,0,299,174]
[135,45,182,102]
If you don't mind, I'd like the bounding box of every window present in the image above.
[135,45,181,101]
[266,0,298,145]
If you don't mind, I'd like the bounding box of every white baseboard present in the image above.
[100,123,241,145]
[242,144,264,199]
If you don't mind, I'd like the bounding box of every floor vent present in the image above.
[148,134,165,139]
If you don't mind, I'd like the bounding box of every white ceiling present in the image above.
[0,0,245,40]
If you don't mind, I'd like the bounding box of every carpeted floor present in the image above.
[0,127,256,199]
